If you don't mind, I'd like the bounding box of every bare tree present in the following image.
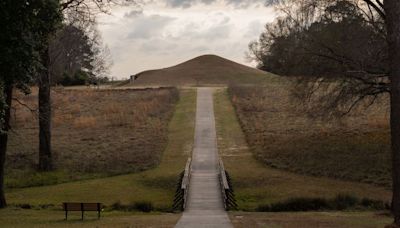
[253,0,388,116]
[49,22,112,86]
[384,0,400,225]
[49,25,93,84]
[0,84,12,207]
[261,0,400,225]
[0,0,62,208]
[38,46,53,171]
[37,0,135,171]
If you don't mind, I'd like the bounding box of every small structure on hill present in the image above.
[130,75,140,84]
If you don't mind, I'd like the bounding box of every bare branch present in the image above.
[374,0,384,9]
[12,98,37,113]
[362,0,386,19]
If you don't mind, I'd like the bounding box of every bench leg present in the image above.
[97,203,101,219]
[65,210,68,220]
[81,210,84,220]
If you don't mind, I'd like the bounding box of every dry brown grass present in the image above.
[6,87,179,188]
[73,116,97,128]
[130,54,277,86]
[228,83,391,187]
[214,88,390,211]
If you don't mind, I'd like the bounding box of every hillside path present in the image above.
[175,88,233,228]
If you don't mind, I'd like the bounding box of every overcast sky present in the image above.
[97,0,277,79]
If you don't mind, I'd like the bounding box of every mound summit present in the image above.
[130,54,272,86]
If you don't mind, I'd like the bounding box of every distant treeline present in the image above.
[50,24,112,86]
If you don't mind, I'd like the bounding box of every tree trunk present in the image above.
[38,47,53,171]
[385,0,400,225]
[0,84,13,208]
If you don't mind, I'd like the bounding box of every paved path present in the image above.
[175,88,233,228]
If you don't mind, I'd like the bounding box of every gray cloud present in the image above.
[176,14,233,41]
[191,46,208,52]
[244,20,263,38]
[160,0,214,8]
[166,0,193,8]
[198,22,233,40]
[203,24,232,40]
[126,15,176,39]
[225,0,266,8]
[124,9,144,18]
[162,0,267,8]
[138,39,162,52]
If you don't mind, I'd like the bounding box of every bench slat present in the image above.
[63,202,102,220]
[63,203,81,211]
[82,203,100,211]
[63,203,101,211]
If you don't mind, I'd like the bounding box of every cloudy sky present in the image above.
[97,0,277,79]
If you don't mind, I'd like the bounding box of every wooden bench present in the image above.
[62,202,102,220]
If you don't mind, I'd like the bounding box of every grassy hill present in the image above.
[129,54,277,86]
[226,84,391,188]
[214,88,391,211]
[7,88,179,188]
[5,89,196,209]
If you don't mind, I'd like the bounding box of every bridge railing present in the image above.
[219,159,237,211]
[173,158,192,211]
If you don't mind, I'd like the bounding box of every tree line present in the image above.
[0,0,134,209]
[50,23,112,86]
[250,0,387,116]
[252,0,400,225]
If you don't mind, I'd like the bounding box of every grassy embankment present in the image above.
[214,88,391,211]
[0,89,196,226]
[228,82,391,187]
[7,88,179,188]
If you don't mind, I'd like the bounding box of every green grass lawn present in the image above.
[0,208,180,227]
[230,211,391,228]
[4,89,196,211]
[214,88,391,211]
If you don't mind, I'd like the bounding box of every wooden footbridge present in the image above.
[174,88,236,228]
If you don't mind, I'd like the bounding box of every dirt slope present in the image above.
[129,54,275,86]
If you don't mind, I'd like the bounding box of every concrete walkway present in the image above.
[175,88,233,228]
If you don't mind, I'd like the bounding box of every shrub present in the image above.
[333,194,359,210]
[110,201,124,211]
[266,197,329,212]
[18,203,32,209]
[134,201,154,212]
[361,198,387,210]
[60,70,89,86]
[256,204,271,212]
[38,204,54,209]
[256,194,387,212]
[110,201,154,212]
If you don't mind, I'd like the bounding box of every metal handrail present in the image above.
[219,159,237,211]
[181,158,192,210]
[173,158,192,211]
